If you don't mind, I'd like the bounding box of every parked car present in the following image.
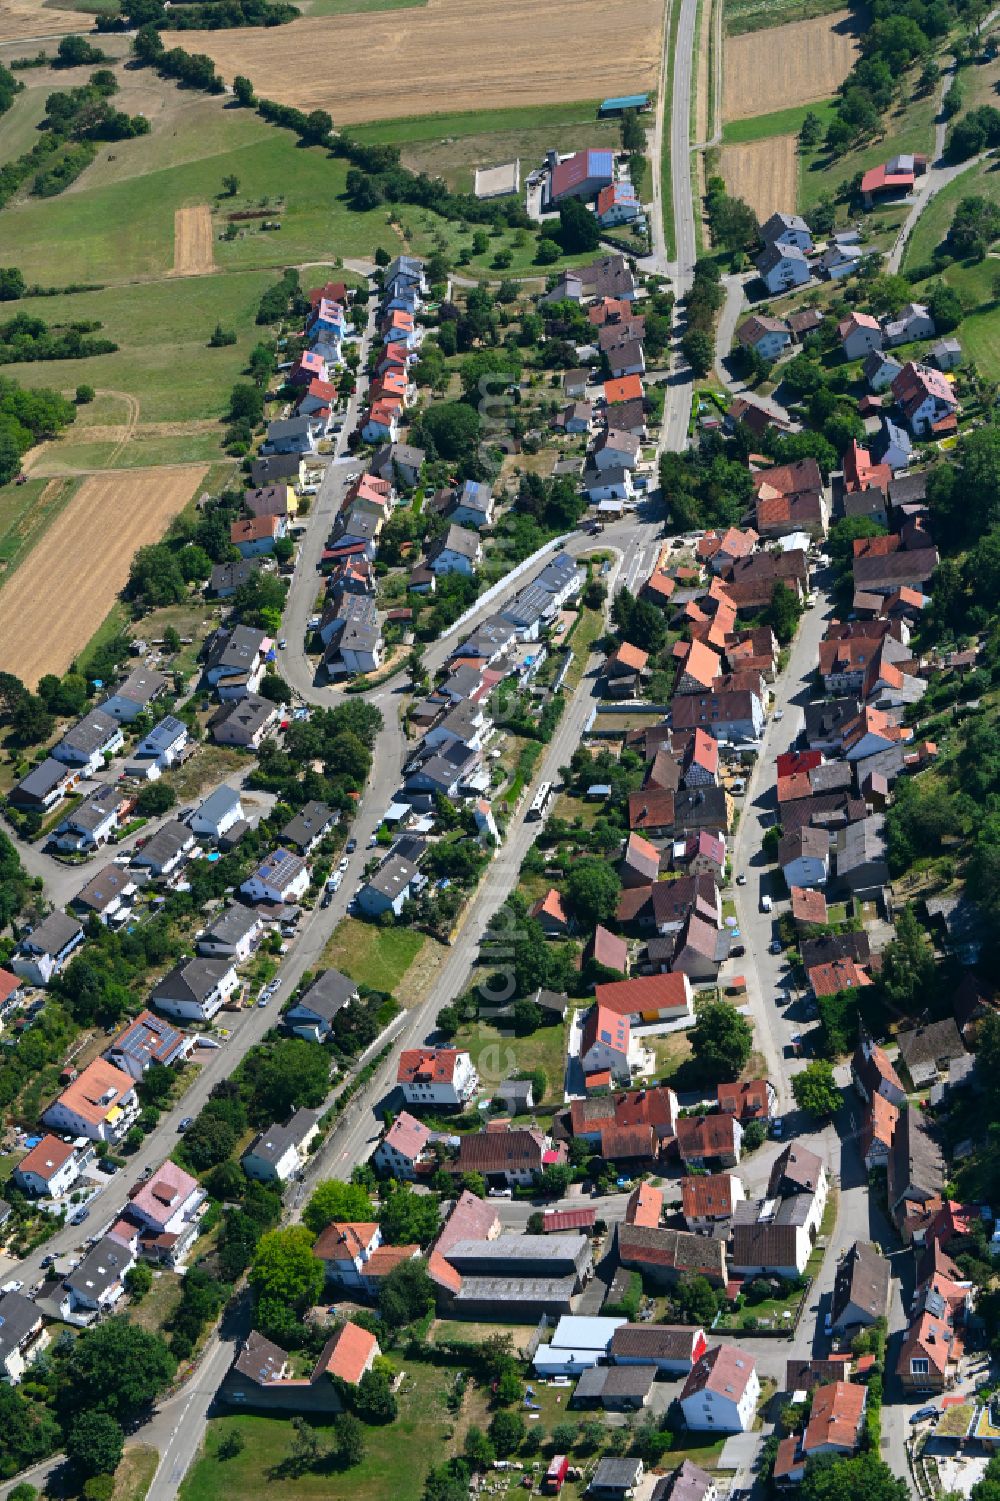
[178,1117,194,1132]
[346,838,357,854]
[736,873,747,886]
[910,1405,938,1424]
[761,894,773,913]
[769,939,783,954]
[1,1279,23,1294]
[70,1209,90,1226]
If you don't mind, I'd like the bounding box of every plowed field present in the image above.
[0,466,207,685]
[197,0,663,124]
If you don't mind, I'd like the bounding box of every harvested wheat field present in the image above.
[720,135,798,222]
[172,206,215,276]
[0,1,84,43]
[0,466,207,686]
[197,0,662,124]
[723,11,858,122]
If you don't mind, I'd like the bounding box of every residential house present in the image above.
[891,361,958,436]
[60,1235,134,1322]
[760,212,813,252]
[736,316,791,362]
[838,313,883,362]
[0,1292,49,1384]
[197,903,264,962]
[230,514,287,559]
[596,181,644,226]
[428,524,482,576]
[675,1114,742,1169]
[620,832,661,887]
[210,694,278,750]
[11,911,84,987]
[151,958,239,1023]
[449,479,494,529]
[820,241,863,280]
[757,242,810,295]
[830,1242,890,1332]
[127,1160,206,1265]
[105,1009,191,1080]
[242,1109,321,1182]
[397,1048,479,1109]
[126,715,189,780]
[768,1142,828,1230]
[131,821,195,880]
[883,302,935,347]
[778,826,831,889]
[241,848,310,906]
[357,855,419,919]
[279,800,336,856]
[53,784,126,853]
[373,1111,432,1180]
[680,1346,760,1432]
[284,969,358,1043]
[876,417,913,472]
[189,785,244,842]
[581,1004,633,1084]
[71,864,136,927]
[730,1205,812,1279]
[51,709,124,775]
[244,483,296,520]
[594,428,641,471]
[671,689,765,743]
[852,1035,906,1107]
[372,442,424,488]
[860,1092,900,1171]
[896,1020,965,1089]
[100,667,167,724]
[589,1457,645,1499]
[42,1058,138,1144]
[13,1135,90,1199]
[203,625,270,701]
[790,885,829,929]
[264,415,320,456]
[9,758,79,813]
[454,1127,556,1187]
[888,1108,945,1243]
[864,350,903,393]
[718,1079,776,1122]
[930,338,962,371]
[681,1173,745,1234]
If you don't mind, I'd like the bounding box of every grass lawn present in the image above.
[902,157,1000,377]
[661,0,683,260]
[0,269,280,429]
[650,1030,693,1080]
[180,1360,457,1501]
[798,71,936,214]
[127,1271,183,1337]
[451,1015,567,1105]
[321,917,429,997]
[112,1445,159,1501]
[0,475,79,580]
[722,97,836,144]
[563,605,605,693]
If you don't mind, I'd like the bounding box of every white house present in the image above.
[150,958,240,1022]
[736,315,791,362]
[581,1004,633,1084]
[11,911,84,988]
[680,1345,760,1432]
[820,242,863,280]
[449,480,494,529]
[128,1160,206,1265]
[241,848,310,906]
[883,302,935,347]
[756,242,810,295]
[373,1111,432,1180]
[126,715,189,780]
[196,902,264,963]
[13,1134,91,1198]
[357,855,419,919]
[0,1293,50,1384]
[428,524,482,577]
[189,784,244,842]
[242,1109,321,1182]
[42,1058,139,1144]
[760,212,813,252]
[60,1236,134,1321]
[838,312,883,362]
[51,709,124,776]
[285,969,358,1042]
[396,1047,479,1108]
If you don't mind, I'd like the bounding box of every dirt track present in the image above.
[723,11,858,121]
[720,135,798,220]
[196,0,662,124]
[172,206,215,276]
[0,466,207,686]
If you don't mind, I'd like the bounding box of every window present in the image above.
[910,1359,929,1375]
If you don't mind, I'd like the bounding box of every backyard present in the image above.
[321,918,443,1000]
[451,1014,569,1106]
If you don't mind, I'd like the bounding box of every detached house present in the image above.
[285,969,358,1043]
[428,524,482,577]
[126,715,189,780]
[71,866,136,927]
[204,625,270,700]
[11,911,84,987]
[680,1346,760,1432]
[231,514,287,558]
[838,312,883,361]
[757,241,809,295]
[736,315,791,362]
[675,1114,742,1168]
[397,1047,479,1108]
[373,1111,432,1181]
[242,1109,320,1183]
[891,361,958,435]
[105,1009,191,1080]
[760,211,813,252]
[42,1058,138,1144]
[197,903,264,963]
[101,667,167,723]
[52,709,124,776]
[151,958,239,1023]
[241,848,310,906]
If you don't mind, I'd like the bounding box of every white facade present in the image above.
[681,1356,760,1432]
[399,1051,479,1108]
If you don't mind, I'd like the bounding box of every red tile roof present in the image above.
[681,1173,739,1220]
[625,1180,663,1227]
[681,1344,756,1402]
[397,1048,466,1085]
[323,1321,378,1384]
[594,972,690,1018]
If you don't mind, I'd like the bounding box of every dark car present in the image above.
[70,1208,90,1226]
[178,1116,194,1132]
[346,837,357,854]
